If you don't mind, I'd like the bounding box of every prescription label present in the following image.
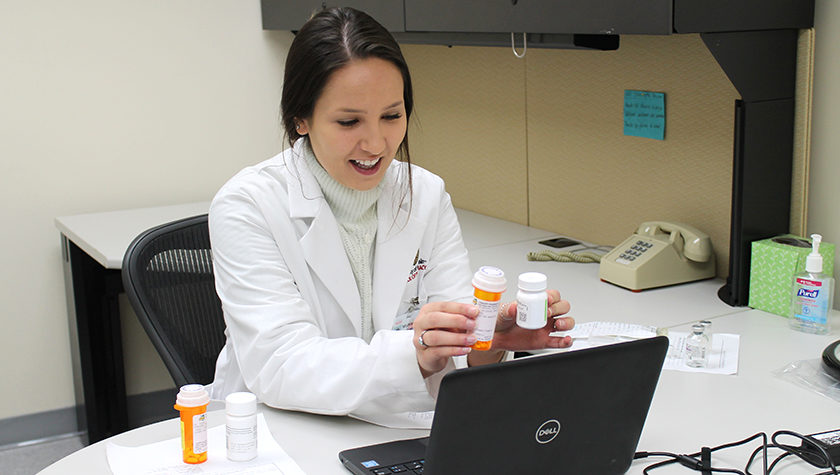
[473,297,500,342]
[193,413,208,454]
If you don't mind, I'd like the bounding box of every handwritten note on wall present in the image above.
[624,90,665,140]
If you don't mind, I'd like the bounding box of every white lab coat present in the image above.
[208,140,473,427]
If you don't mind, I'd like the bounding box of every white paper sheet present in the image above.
[560,321,660,342]
[664,332,740,375]
[106,413,305,475]
[558,321,740,375]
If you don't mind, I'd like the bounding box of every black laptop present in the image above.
[340,335,669,474]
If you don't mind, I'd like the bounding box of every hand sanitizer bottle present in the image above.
[791,233,834,334]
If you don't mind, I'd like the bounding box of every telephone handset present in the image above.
[599,221,715,291]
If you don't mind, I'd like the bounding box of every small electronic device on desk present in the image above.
[599,221,715,291]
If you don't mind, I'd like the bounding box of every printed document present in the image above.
[557,321,739,375]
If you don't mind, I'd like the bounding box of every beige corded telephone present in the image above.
[599,221,715,291]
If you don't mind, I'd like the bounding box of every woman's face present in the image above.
[298,57,407,191]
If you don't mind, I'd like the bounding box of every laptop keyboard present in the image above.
[369,459,424,474]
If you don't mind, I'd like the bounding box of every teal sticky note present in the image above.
[623,90,665,140]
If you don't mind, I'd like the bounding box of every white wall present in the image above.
[809,1,840,308]
[0,0,290,420]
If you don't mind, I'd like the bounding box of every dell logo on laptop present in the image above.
[535,419,561,444]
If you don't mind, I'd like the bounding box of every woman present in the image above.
[208,7,575,427]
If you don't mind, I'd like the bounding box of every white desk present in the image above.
[633,309,839,474]
[53,203,838,474]
[454,208,556,251]
[56,202,212,270]
[40,310,839,474]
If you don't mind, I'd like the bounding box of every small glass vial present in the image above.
[174,384,210,464]
[516,272,548,329]
[226,391,258,462]
[684,323,709,368]
[471,266,507,351]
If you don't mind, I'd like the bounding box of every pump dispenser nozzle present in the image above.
[806,233,824,274]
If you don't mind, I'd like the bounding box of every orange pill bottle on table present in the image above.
[470,266,507,351]
[174,384,210,464]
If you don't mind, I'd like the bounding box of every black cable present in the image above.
[771,431,838,475]
[702,447,713,475]
[638,450,748,475]
[638,430,840,475]
[714,432,768,458]
[768,451,792,474]
[733,433,768,475]
[640,455,747,475]
[638,433,767,475]
[642,456,681,475]
[745,444,789,474]
[636,451,681,459]
[706,433,767,475]
[738,431,840,475]
[635,450,680,475]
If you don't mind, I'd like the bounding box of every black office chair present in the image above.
[122,214,226,388]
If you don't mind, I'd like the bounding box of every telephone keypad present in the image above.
[618,240,653,263]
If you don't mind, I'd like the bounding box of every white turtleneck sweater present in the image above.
[303,144,382,342]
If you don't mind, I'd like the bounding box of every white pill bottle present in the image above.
[516,272,548,330]
[225,391,258,462]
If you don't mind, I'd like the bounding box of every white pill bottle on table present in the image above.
[226,391,258,462]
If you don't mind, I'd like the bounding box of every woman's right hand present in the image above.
[412,301,479,378]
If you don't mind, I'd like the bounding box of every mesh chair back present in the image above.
[122,214,225,387]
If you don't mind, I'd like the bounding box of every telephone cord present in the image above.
[527,250,602,263]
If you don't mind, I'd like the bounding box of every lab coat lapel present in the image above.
[289,150,362,335]
[373,175,424,332]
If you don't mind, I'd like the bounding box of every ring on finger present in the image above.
[418,329,431,348]
[499,303,513,321]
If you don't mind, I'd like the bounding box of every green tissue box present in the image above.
[749,234,835,317]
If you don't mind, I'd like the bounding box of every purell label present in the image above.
[797,288,819,298]
[793,276,830,326]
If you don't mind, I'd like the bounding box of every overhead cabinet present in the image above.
[261,1,813,37]
[260,1,405,32]
[403,0,671,35]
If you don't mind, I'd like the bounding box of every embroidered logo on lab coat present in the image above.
[393,250,428,330]
[406,250,427,283]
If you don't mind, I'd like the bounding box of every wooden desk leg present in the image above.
[61,236,128,443]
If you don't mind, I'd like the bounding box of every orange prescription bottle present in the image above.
[174,384,210,464]
[470,266,507,350]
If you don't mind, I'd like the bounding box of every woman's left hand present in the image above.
[492,289,574,350]
[467,289,573,366]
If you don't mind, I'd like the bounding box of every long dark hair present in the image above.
[281,7,414,171]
